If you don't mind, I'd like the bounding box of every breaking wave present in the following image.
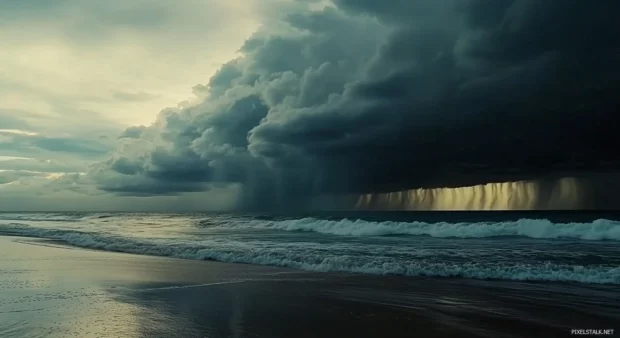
[0,224,618,284]
[234,218,620,240]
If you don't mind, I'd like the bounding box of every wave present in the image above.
[0,213,91,222]
[5,213,618,241]
[1,225,618,284]
[0,213,128,224]
[232,218,620,240]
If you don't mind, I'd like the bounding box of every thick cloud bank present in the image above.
[92,0,620,210]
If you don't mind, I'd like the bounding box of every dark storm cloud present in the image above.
[95,0,620,209]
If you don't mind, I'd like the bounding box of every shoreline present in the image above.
[1,235,619,337]
[2,232,620,285]
[1,228,619,285]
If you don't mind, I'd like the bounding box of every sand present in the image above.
[1,236,618,338]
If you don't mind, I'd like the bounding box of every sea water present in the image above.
[1,211,619,284]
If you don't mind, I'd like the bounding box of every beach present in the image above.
[1,235,617,338]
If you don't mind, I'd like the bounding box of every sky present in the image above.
[1,0,619,211]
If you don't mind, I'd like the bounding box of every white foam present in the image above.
[234,218,620,240]
[1,225,618,284]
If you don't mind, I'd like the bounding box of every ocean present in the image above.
[1,211,619,337]
[1,211,619,284]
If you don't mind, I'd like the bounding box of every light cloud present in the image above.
[0,129,39,136]
[0,0,280,210]
[112,91,162,102]
[0,0,264,127]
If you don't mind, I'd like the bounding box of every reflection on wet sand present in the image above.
[1,237,618,338]
[112,275,619,338]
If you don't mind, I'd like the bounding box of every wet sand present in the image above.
[0,236,617,338]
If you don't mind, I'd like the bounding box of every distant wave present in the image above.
[0,225,618,284]
[0,212,116,222]
[0,213,100,222]
[228,218,620,241]
[3,213,619,241]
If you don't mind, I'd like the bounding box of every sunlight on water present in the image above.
[355,177,582,210]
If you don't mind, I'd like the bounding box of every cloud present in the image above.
[0,131,112,157]
[0,169,238,211]
[112,91,161,102]
[119,126,147,139]
[0,156,87,173]
[0,129,38,136]
[32,137,110,156]
[0,0,300,211]
[4,0,618,211]
[0,109,36,130]
[0,169,41,185]
[86,0,620,210]
[0,0,264,129]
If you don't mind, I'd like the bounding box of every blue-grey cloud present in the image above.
[0,109,35,130]
[33,137,109,155]
[93,0,620,210]
[118,125,147,139]
[0,157,86,174]
[0,170,40,185]
[1,131,111,158]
